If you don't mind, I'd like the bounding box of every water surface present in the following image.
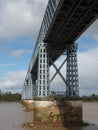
[0,102,33,130]
[0,102,98,130]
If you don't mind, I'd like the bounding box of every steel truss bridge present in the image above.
[22,0,98,99]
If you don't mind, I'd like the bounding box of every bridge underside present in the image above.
[22,0,98,99]
[45,0,98,62]
[31,0,98,76]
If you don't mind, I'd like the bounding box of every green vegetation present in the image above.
[81,94,98,101]
[49,94,98,102]
[0,90,21,101]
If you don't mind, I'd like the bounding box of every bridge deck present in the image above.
[31,0,98,79]
[45,0,98,62]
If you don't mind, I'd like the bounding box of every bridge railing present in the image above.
[22,0,61,96]
[29,0,60,72]
[50,91,66,97]
[36,0,60,44]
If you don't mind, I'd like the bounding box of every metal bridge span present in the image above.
[22,0,98,99]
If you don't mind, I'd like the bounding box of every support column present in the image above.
[66,43,79,97]
[24,84,27,99]
[32,79,37,98]
[21,87,26,100]
[37,43,50,97]
[26,73,33,99]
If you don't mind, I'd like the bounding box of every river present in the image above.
[0,102,98,130]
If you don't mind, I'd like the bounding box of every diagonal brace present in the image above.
[50,58,66,85]
[51,58,67,82]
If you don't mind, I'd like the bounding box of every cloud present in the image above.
[0,63,16,67]
[0,0,97,96]
[0,0,48,40]
[10,49,32,57]
[50,47,98,96]
[0,0,97,43]
[83,19,98,42]
[0,70,26,92]
[78,47,98,95]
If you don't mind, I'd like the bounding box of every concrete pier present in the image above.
[21,100,34,111]
[33,100,82,125]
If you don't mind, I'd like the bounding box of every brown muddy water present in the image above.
[0,102,98,130]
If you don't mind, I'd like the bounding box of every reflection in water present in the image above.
[0,102,98,130]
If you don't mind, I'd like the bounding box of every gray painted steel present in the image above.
[21,0,98,99]
[37,43,50,97]
[66,43,79,97]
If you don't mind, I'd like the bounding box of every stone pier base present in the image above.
[34,100,82,125]
[21,99,34,111]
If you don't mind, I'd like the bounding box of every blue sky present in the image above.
[0,36,32,76]
[0,0,98,95]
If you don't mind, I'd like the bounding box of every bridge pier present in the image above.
[23,73,33,100]
[21,0,98,125]
[33,100,82,125]
[26,73,33,99]
[37,43,50,97]
[66,43,79,97]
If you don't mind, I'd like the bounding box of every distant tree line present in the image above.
[52,93,98,101]
[81,94,98,101]
[0,90,21,101]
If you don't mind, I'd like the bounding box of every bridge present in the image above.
[22,0,98,99]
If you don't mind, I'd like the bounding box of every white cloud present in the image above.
[0,0,97,96]
[10,49,32,57]
[0,0,97,43]
[83,19,98,42]
[0,0,48,40]
[0,70,26,91]
[0,63,16,67]
[78,47,98,95]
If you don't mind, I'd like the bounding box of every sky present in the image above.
[0,0,98,96]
